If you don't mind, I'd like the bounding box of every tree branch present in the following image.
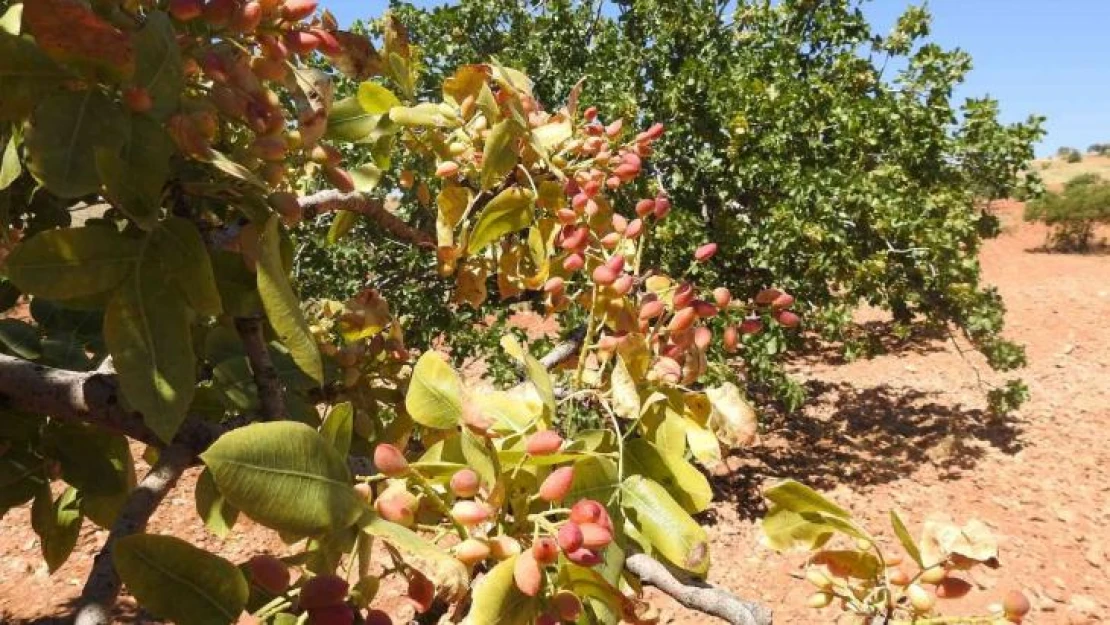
[0,354,223,453]
[298,189,435,249]
[538,325,587,370]
[235,316,287,421]
[73,443,194,625]
[625,553,773,625]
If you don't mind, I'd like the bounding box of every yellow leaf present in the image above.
[405,351,463,429]
[706,382,759,447]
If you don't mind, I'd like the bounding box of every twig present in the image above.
[73,444,194,625]
[298,189,435,249]
[234,316,287,421]
[538,325,587,370]
[625,553,773,625]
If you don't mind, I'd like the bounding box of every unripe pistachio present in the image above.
[282,0,319,21]
[562,253,585,272]
[653,195,671,219]
[435,161,460,178]
[538,466,575,503]
[669,308,698,335]
[723,326,740,353]
[300,575,349,610]
[247,554,291,595]
[513,551,543,597]
[454,538,491,566]
[612,274,635,296]
[525,430,563,456]
[449,468,480,498]
[557,522,584,553]
[531,537,559,564]
[372,443,408,477]
[488,536,522,560]
[694,243,719,262]
[907,584,935,613]
[123,87,153,113]
[625,218,644,239]
[451,500,491,526]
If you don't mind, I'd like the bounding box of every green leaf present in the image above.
[96,114,174,230]
[566,456,620,506]
[480,119,521,190]
[468,556,539,625]
[460,429,496,488]
[0,28,71,121]
[195,467,239,539]
[0,445,46,514]
[211,250,262,317]
[113,534,248,625]
[891,510,923,566]
[350,163,382,192]
[360,515,469,600]
[131,12,183,120]
[0,319,41,359]
[24,89,126,198]
[44,422,133,499]
[621,475,710,576]
[467,187,534,254]
[105,265,195,443]
[611,355,640,420]
[31,485,82,572]
[763,479,851,520]
[321,402,354,457]
[4,227,139,300]
[152,217,223,316]
[0,130,20,190]
[357,82,401,114]
[0,4,22,35]
[326,210,359,245]
[257,215,323,385]
[201,422,362,536]
[326,96,384,142]
[474,389,542,435]
[405,351,463,429]
[624,439,711,514]
[388,103,449,127]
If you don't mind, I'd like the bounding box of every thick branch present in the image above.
[299,189,435,249]
[74,443,193,625]
[625,553,772,625]
[235,316,287,421]
[0,354,223,453]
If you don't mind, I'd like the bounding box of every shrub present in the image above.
[1025,174,1110,251]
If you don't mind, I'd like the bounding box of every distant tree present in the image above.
[1025,174,1110,251]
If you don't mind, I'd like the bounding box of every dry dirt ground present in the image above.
[2,202,1108,624]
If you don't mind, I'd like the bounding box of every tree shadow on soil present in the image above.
[8,599,157,624]
[1023,243,1110,256]
[790,321,951,367]
[707,380,1026,522]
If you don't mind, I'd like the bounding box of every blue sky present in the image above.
[323,1,1109,156]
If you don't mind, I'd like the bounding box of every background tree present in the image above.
[318,0,1045,411]
[1024,173,1110,251]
